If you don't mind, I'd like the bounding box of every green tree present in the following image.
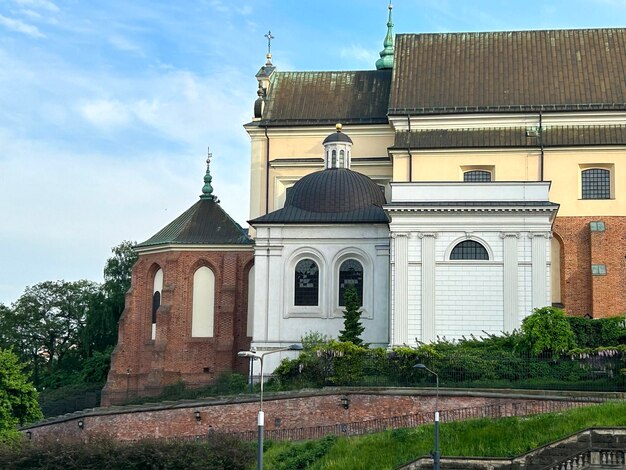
[338,285,365,346]
[10,280,102,387]
[519,306,576,357]
[103,240,137,322]
[0,348,42,441]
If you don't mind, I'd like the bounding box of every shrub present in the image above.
[338,286,365,346]
[0,434,254,470]
[519,307,576,357]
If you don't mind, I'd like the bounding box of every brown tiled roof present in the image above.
[391,126,626,149]
[261,70,392,126]
[390,29,626,114]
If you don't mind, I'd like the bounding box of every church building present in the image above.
[103,4,626,404]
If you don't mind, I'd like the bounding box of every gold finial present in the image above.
[336,123,343,132]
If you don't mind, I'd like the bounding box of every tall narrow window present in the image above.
[339,150,345,168]
[192,266,215,337]
[339,259,363,307]
[331,150,337,168]
[152,268,163,340]
[450,240,489,260]
[294,259,319,306]
[581,168,610,199]
[463,170,492,182]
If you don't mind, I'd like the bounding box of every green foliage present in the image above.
[338,286,364,346]
[268,435,337,470]
[0,434,254,470]
[567,315,626,348]
[262,401,626,470]
[123,372,249,405]
[519,307,576,357]
[0,349,43,442]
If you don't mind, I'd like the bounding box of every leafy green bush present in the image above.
[519,307,576,357]
[0,434,254,470]
[270,435,337,470]
[567,316,626,348]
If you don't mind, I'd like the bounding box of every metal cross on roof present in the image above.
[264,30,274,56]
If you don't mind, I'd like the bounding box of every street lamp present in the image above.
[415,363,440,470]
[238,344,303,470]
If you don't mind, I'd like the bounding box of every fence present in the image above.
[275,349,626,392]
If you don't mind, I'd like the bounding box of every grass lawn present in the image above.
[263,401,626,470]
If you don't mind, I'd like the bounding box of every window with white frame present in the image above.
[450,240,489,260]
[338,259,363,307]
[294,259,319,306]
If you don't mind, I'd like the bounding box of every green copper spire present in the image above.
[375,1,394,70]
[200,147,216,201]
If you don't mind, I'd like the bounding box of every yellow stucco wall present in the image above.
[247,124,625,220]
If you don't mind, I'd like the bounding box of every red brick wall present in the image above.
[101,248,254,406]
[553,216,626,318]
[26,391,586,442]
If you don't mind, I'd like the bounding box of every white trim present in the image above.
[285,248,326,318]
[330,248,374,320]
[136,244,253,255]
[444,236,494,262]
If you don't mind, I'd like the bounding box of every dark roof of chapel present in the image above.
[390,29,626,114]
[259,70,392,126]
[250,168,388,225]
[137,198,253,248]
[391,125,626,149]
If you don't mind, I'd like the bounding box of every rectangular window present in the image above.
[589,221,606,232]
[591,264,607,276]
[581,168,611,199]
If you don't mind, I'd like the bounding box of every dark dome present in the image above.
[287,168,386,213]
[322,131,353,145]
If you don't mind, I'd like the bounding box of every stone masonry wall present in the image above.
[102,248,254,406]
[25,390,596,443]
[553,216,626,318]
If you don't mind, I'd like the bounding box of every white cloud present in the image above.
[14,0,59,13]
[79,99,132,128]
[108,35,145,55]
[340,44,378,67]
[0,14,45,37]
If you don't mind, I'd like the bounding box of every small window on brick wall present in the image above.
[591,264,607,276]
[589,221,606,232]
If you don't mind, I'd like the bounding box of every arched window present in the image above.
[463,170,492,182]
[339,150,345,167]
[581,168,610,199]
[450,240,489,260]
[294,259,319,306]
[339,259,363,307]
[331,150,337,168]
[151,268,163,340]
[192,266,215,337]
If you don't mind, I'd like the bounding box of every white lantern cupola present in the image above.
[323,123,353,169]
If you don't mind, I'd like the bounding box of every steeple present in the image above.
[200,148,216,201]
[375,2,394,70]
[254,30,277,119]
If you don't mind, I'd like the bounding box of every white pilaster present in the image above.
[501,232,519,332]
[420,233,438,343]
[391,233,409,345]
[530,233,549,310]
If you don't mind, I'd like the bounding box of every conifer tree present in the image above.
[338,285,364,346]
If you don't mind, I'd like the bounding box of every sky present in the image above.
[1,0,625,304]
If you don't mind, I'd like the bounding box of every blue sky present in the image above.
[1,0,625,304]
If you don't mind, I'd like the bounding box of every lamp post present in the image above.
[238,344,303,470]
[415,364,440,470]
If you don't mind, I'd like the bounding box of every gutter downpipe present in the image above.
[264,125,270,214]
[539,110,544,182]
[407,114,413,182]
